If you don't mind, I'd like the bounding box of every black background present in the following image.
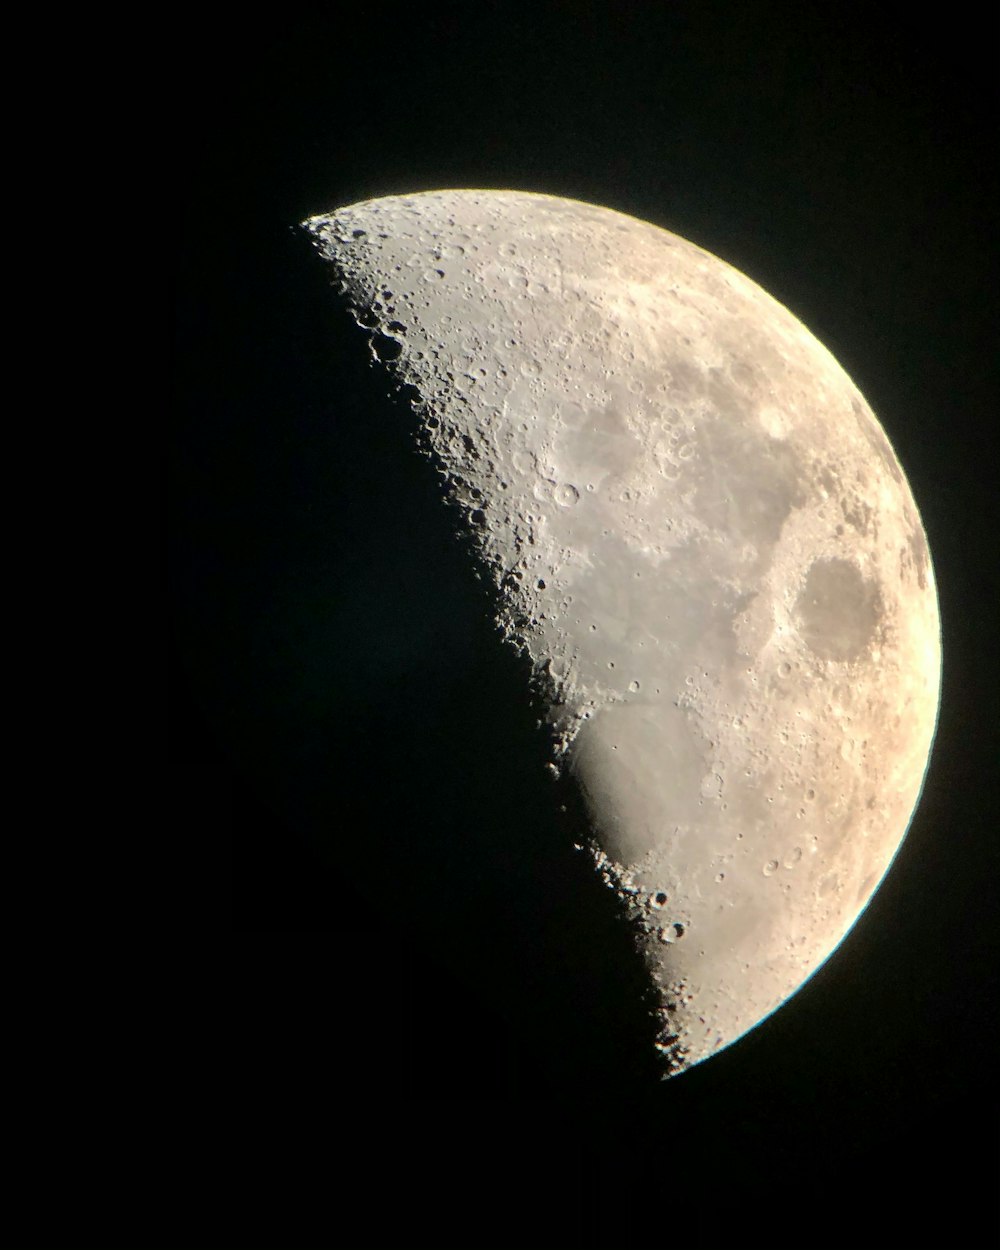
[172,5,997,1248]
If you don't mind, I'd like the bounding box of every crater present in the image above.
[794,558,882,662]
[853,401,904,488]
[840,494,874,535]
[907,518,930,591]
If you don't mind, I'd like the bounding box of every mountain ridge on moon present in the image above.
[303,189,941,1074]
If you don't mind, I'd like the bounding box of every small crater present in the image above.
[396,383,422,407]
[763,860,779,877]
[370,333,402,363]
[651,892,669,909]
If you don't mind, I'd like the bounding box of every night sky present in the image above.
[172,5,997,1247]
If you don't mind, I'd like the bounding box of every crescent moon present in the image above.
[303,190,941,1075]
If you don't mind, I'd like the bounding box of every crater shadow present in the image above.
[172,224,661,1100]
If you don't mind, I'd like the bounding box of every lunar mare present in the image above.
[303,190,941,1074]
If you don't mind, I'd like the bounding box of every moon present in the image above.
[302,190,941,1075]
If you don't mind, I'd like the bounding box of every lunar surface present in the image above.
[303,190,941,1074]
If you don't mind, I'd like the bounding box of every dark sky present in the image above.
[172,5,997,1248]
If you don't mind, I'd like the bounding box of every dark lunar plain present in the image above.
[171,5,997,1248]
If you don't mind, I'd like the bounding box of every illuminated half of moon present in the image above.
[303,190,941,1075]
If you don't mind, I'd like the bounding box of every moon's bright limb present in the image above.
[303,190,941,1075]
